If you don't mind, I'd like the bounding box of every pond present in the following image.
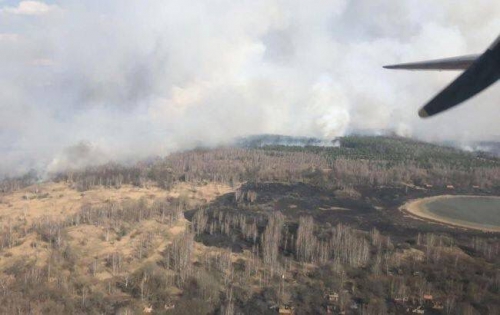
[404,196,500,232]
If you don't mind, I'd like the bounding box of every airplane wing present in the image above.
[383,54,479,71]
[384,34,500,117]
[418,47,500,117]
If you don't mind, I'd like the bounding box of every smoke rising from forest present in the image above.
[0,0,499,176]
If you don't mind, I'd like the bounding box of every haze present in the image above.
[1,0,499,176]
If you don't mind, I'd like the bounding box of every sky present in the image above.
[0,0,499,176]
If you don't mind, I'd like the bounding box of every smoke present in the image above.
[0,0,499,176]
[46,141,108,174]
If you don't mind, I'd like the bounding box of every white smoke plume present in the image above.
[0,0,499,176]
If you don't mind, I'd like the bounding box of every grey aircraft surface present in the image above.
[384,34,500,118]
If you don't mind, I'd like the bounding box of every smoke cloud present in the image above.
[0,0,499,176]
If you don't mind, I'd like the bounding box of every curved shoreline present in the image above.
[400,195,500,233]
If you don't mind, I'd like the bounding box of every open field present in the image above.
[0,181,232,273]
[0,181,232,224]
[401,195,500,232]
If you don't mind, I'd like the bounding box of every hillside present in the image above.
[0,135,499,314]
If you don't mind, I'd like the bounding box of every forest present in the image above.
[0,135,499,315]
[47,135,500,193]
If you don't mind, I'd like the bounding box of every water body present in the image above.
[422,196,500,231]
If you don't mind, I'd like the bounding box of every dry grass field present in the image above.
[0,181,233,301]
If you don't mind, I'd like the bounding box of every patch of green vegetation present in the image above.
[262,135,499,170]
